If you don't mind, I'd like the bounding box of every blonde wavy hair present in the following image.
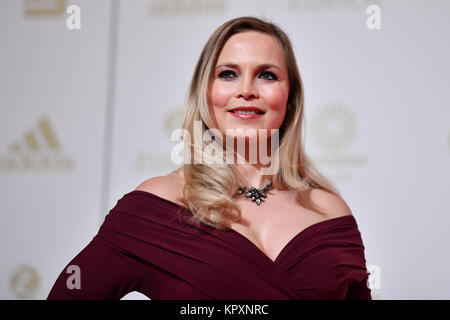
[178,16,340,230]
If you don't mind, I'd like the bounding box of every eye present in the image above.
[218,70,236,80]
[259,71,278,81]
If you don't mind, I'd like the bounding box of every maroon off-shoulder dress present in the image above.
[47,190,372,300]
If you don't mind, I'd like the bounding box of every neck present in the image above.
[213,131,279,188]
[232,163,273,189]
[231,134,277,189]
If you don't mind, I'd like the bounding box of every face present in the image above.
[209,31,290,141]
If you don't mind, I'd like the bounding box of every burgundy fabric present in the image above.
[47,190,372,300]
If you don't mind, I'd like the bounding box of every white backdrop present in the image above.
[1,0,449,300]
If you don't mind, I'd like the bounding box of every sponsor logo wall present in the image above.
[1,0,110,299]
[1,0,449,299]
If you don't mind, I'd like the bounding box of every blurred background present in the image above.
[1,0,449,300]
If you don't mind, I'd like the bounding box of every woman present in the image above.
[47,16,371,300]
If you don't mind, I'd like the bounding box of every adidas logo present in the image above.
[0,117,74,172]
[24,0,66,16]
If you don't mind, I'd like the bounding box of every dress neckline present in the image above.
[129,190,356,264]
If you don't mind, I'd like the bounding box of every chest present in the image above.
[229,190,328,262]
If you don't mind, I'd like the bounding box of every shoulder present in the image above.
[309,188,353,219]
[135,168,184,204]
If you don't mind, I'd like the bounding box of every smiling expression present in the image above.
[209,31,290,140]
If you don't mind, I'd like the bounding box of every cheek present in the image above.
[260,85,289,111]
[210,81,234,108]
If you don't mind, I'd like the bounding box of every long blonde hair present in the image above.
[179,16,340,230]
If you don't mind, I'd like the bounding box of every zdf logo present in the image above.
[66,5,81,30]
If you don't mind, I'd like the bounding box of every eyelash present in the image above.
[218,70,278,81]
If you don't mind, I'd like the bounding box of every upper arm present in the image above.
[47,235,141,300]
[310,189,353,218]
[345,276,372,300]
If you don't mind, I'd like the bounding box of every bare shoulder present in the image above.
[135,168,185,204]
[309,188,353,219]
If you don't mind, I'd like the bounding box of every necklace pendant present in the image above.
[238,182,272,206]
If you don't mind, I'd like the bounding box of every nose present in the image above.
[236,72,258,100]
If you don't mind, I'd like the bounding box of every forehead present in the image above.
[217,31,286,67]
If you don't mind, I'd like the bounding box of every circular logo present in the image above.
[9,264,40,299]
[311,102,357,152]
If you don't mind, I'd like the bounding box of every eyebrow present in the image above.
[215,63,283,71]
